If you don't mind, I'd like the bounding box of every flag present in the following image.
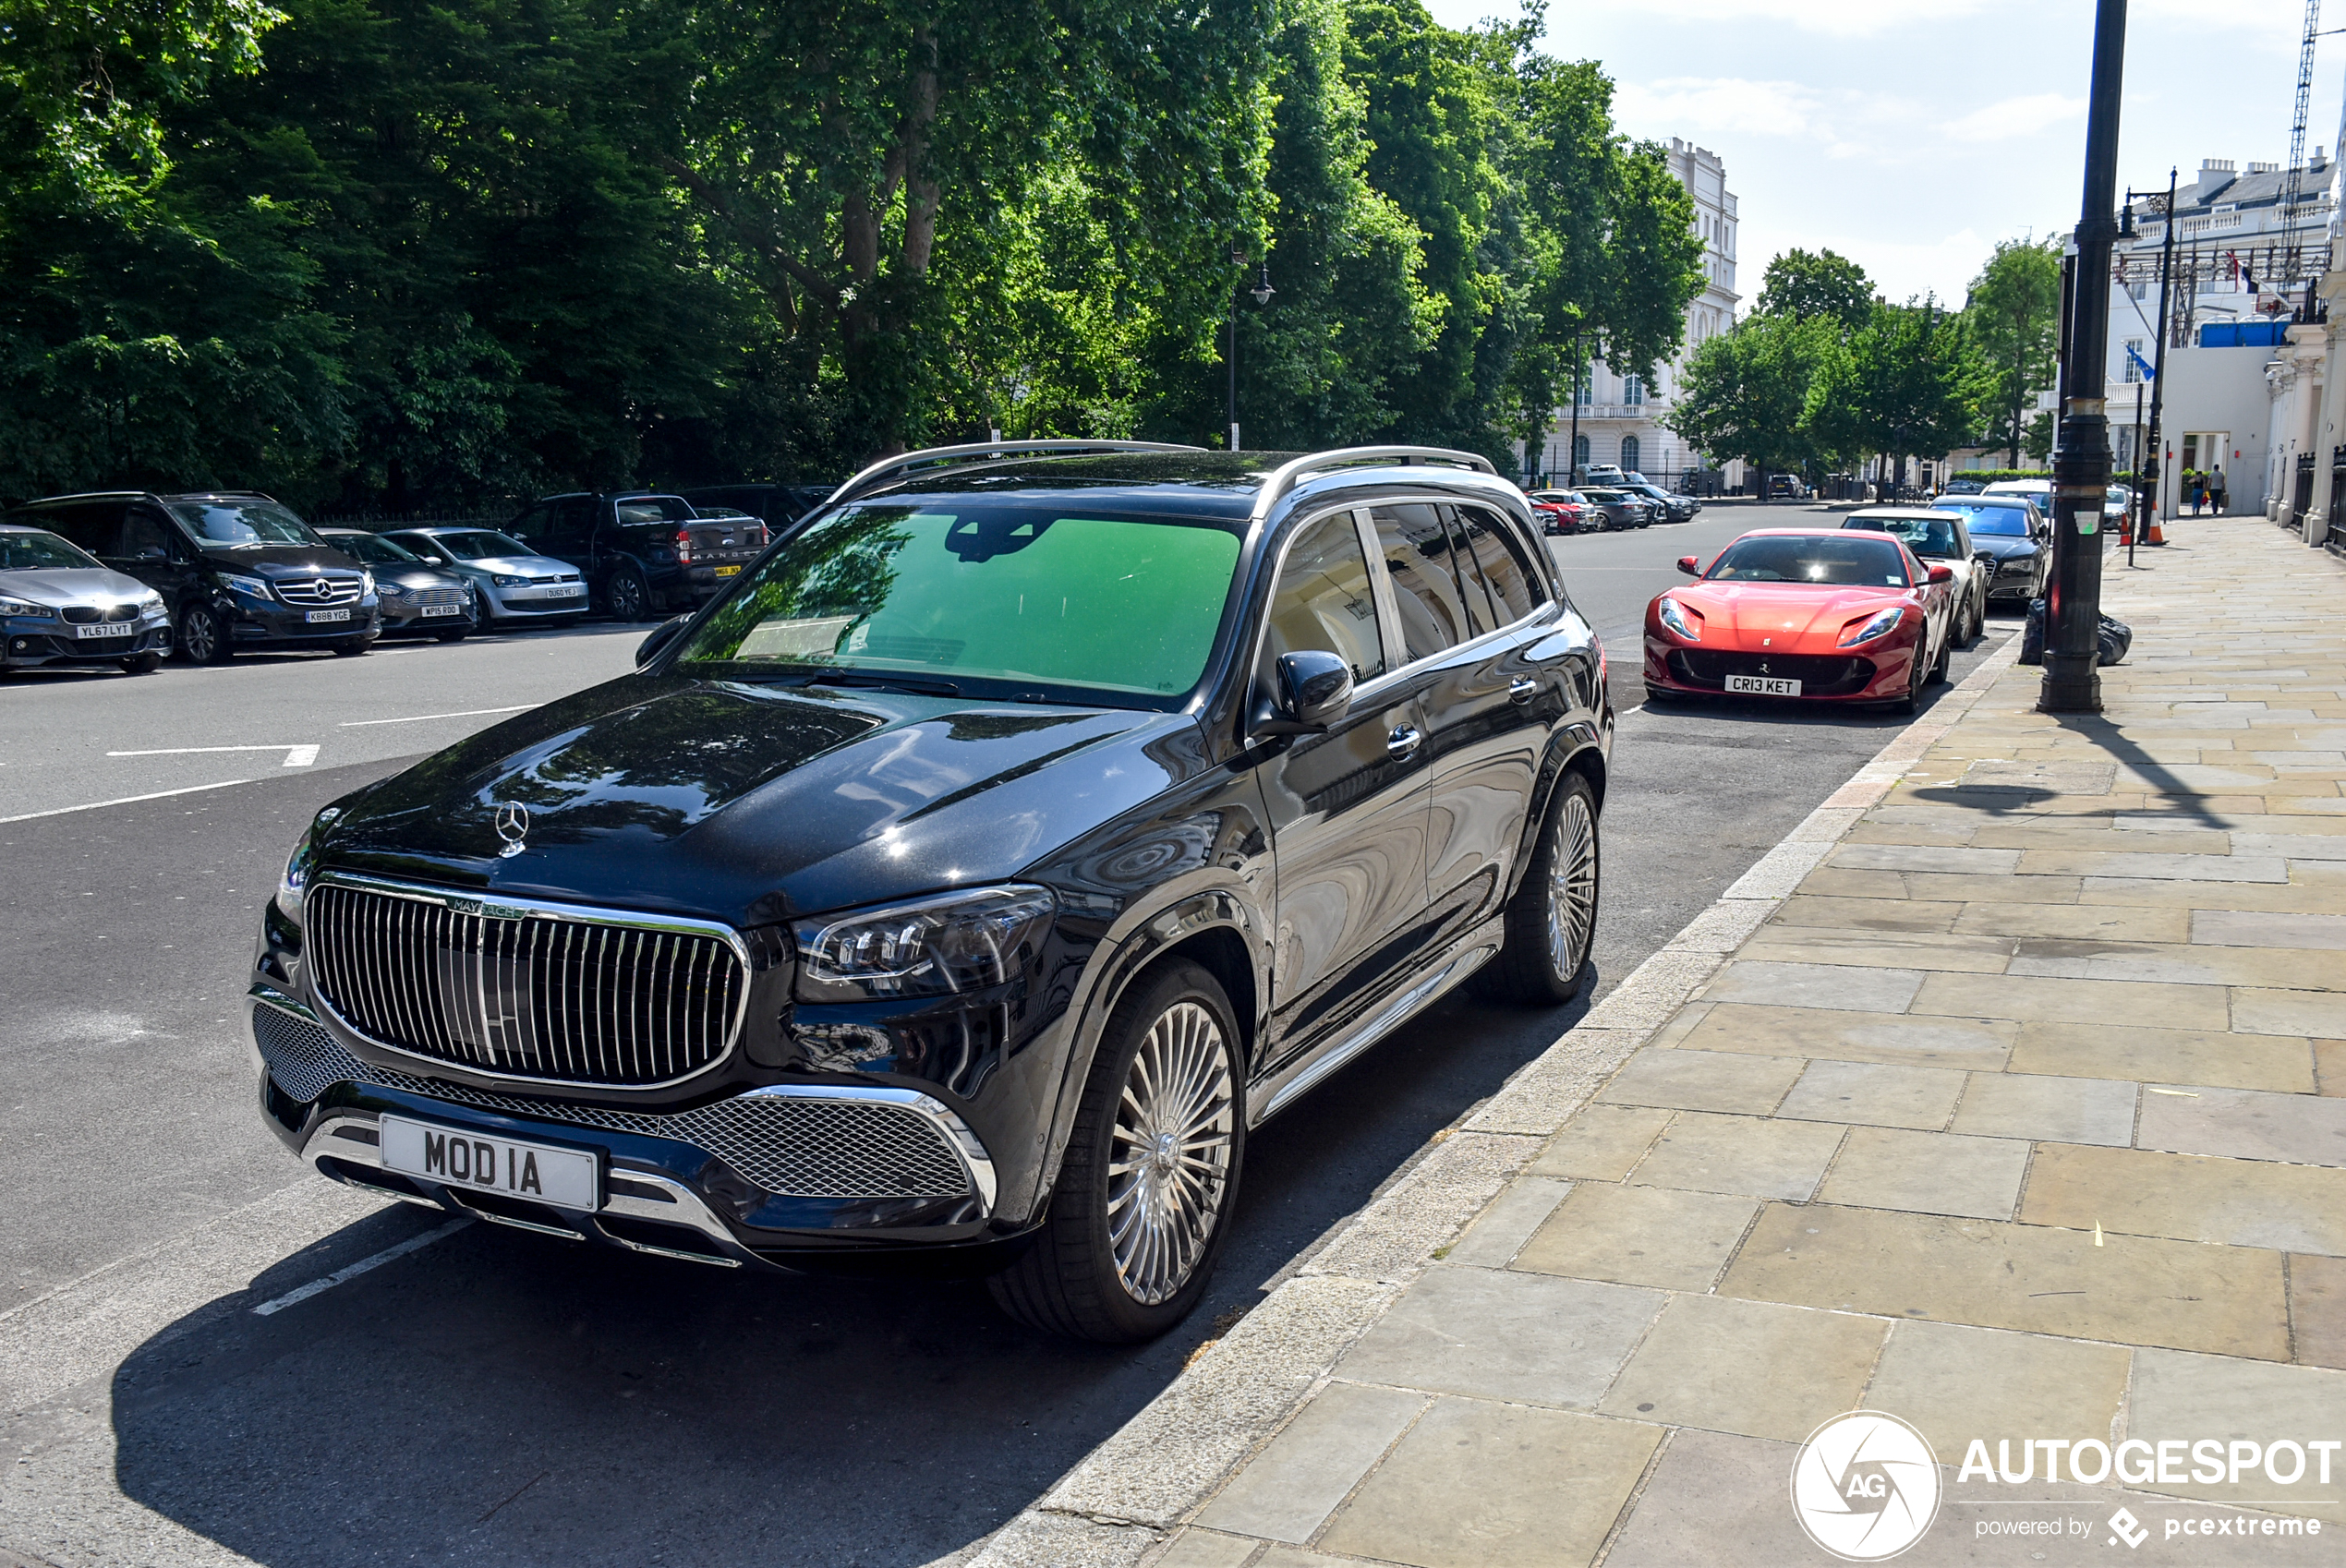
[2127,344,2158,380]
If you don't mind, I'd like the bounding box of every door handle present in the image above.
[1508,677,1540,705]
[1386,725,1423,761]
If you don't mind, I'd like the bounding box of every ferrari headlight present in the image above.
[1840,607,1905,646]
[795,886,1056,1003]
[1656,597,1701,641]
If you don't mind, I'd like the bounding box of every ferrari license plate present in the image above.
[1726,674,1801,697]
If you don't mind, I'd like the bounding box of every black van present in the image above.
[5,491,380,663]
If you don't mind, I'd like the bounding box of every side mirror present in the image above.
[635,614,690,669]
[1254,649,1354,735]
[1975,550,1997,568]
[1927,564,1954,585]
[1675,556,1700,576]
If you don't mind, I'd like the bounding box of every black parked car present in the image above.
[677,483,835,533]
[320,529,478,642]
[5,491,378,663]
[505,491,770,621]
[1620,480,1700,524]
[0,525,173,674]
[246,441,1613,1342]
[1925,496,2049,604]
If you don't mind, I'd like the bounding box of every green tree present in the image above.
[1965,236,2061,467]
[1756,247,1873,330]
[1663,311,1832,485]
[1805,300,1983,489]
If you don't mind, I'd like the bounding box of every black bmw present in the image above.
[248,442,1614,1341]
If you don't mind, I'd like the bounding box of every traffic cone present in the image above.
[2146,513,2167,546]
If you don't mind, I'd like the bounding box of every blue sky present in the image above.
[1424,0,2340,309]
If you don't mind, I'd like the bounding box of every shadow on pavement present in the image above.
[108,981,1594,1567]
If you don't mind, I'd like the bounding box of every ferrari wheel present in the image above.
[1893,641,1928,715]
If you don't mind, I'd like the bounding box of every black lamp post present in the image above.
[1226,250,1275,452]
[2040,0,2129,714]
[2120,170,2179,567]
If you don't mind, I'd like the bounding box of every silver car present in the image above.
[0,525,173,675]
[1842,508,1989,645]
[381,526,588,631]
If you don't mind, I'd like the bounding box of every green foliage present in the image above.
[1805,301,1983,472]
[1757,248,1873,331]
[0,0,1712,507]
[1965,237,2062,467]
[1663,312,1834,477]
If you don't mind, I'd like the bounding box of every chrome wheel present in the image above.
[1545,788,1598,980]
[1106,1000,1235,1307]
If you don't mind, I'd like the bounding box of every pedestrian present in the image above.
[2208,464,2227,515]
[2188,470,2204,517]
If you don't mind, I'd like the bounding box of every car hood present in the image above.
[455,554,574,577]
[1664,581,1918,648]
[377,566,464,590]
[198,544,365,574]
[0,565,155,605]
[315,675,1202,925]
[1968,534,2039,561]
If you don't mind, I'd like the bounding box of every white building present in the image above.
[1521,139,1741,488]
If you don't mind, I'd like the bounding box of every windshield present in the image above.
[2107,486,2134,507]
[169,500,322,547]
[1934,501,2031,537]
[1708,535,1913,586]
[330,532,422,565]
[0,530,103,571]
[1528,492,1577,504]
[615,496,695,525]
[1581,489,1626,503]
[1848,515,1962,558]
[431,531,533,561]
[674,501,1245,704]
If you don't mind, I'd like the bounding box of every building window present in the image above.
[2122,338,2144,382]
[1573,433,1590,469]
[1575,369,1591,406]
[1620,436,1641,474]
[2129,280,2147,300]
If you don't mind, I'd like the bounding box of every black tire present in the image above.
[1477,771,1601,1005]
[987,960,1243,1343]
[607,567,651,622]
[176,603,231,665]
[120,653,163,674]
[1930,624,1952,683]
[1893,639,1928,715]
[333,636,372,657]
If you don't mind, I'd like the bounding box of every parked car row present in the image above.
[1523,477,1702,535]
[0,483,835,675]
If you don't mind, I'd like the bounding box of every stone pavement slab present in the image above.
[1674,1002,2015,1071]
[1948,1069,2140,1145]
[2017,1141,2346,1255]
[1862,1320,2132,1459]
[1777,1059,1967,1129]
[2006,1021,2316,1093]
[1512,1181,1758,1292]
[1332,1266,1661,1408]
[2134,1082,2346,1164]
[1594,1294,1885,1442]
[1524,1104,1669,1182]
[1814,1127,2032,1219]
[1624,1110,1844,1200]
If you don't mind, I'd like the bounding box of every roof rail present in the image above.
[822,439,1207,512]
[1247,445,1497,523]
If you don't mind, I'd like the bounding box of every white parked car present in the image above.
[1841,508,1990,645]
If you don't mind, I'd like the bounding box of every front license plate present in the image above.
[73,622,129,639]
[419,603,461,617]
[550,584,585,597]
[713,564,741,577]
[1726,674,1801,696]
[379,1115,600,1211]
[305,608,351,624]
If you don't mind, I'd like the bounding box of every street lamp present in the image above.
[1227,249,1275,452]
[2120,171,2178,566]
[2040,0,2129,715]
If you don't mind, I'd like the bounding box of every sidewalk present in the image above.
[974,520,2346,1568]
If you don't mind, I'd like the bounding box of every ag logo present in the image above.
[1790,1410,1941,1562]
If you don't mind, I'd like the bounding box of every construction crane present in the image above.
[2283,0,2322,232]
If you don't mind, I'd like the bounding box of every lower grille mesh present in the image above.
[255,1003,972,1200]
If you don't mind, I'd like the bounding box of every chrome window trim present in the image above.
[304,869,755,1092]
[1240,501,1398,726]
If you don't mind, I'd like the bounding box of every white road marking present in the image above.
[337,703,535,727]
[107,744,318,768]
[250,1216,472,1317]
[0,778,256,825]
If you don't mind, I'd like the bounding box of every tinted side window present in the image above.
[39,501,126,554]
[1457,506,1543,621]
[1371,504,1471,663]
[120,510,175,560]
[1442,508,1496,637]
[546,498,595,551]
[1260,513,1384,694]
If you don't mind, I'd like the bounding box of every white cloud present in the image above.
[1941,94,2088,143]
[1634,0,1996,37]
[1613,77,1827,139]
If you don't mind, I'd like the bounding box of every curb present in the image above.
[967,632,2027,1568]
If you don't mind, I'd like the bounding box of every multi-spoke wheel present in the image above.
[989,961,1244,1342]
[1479,770,1601,1005]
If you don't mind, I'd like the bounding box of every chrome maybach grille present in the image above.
[275,575,364,606]
[307,881,747,1087]
[254,1004,973,1199]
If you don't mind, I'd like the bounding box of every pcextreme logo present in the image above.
[1790,1411,1943,1562]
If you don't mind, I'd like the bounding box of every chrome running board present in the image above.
[1255,922,1501,1125]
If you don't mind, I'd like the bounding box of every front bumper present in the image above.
[229,597,381,646]
[248,987,1019,1275]
[379,599,478,635]
[1643,633,1917,701]
[481,585,589,620]
[3,616,171,667]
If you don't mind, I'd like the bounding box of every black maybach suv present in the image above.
[248,440,1614,1342]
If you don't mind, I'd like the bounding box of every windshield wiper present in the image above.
[809,671,961,698]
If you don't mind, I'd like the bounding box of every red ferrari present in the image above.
[1642,528,1956,713]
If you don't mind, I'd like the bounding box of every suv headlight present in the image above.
[1840,607,1905,646]
[795,886,1056,1003]
[0,596,52,618]
[278,829,317,923]
[222,573,272,599]
[136,591,164,616]
[1656,597,1701,641]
